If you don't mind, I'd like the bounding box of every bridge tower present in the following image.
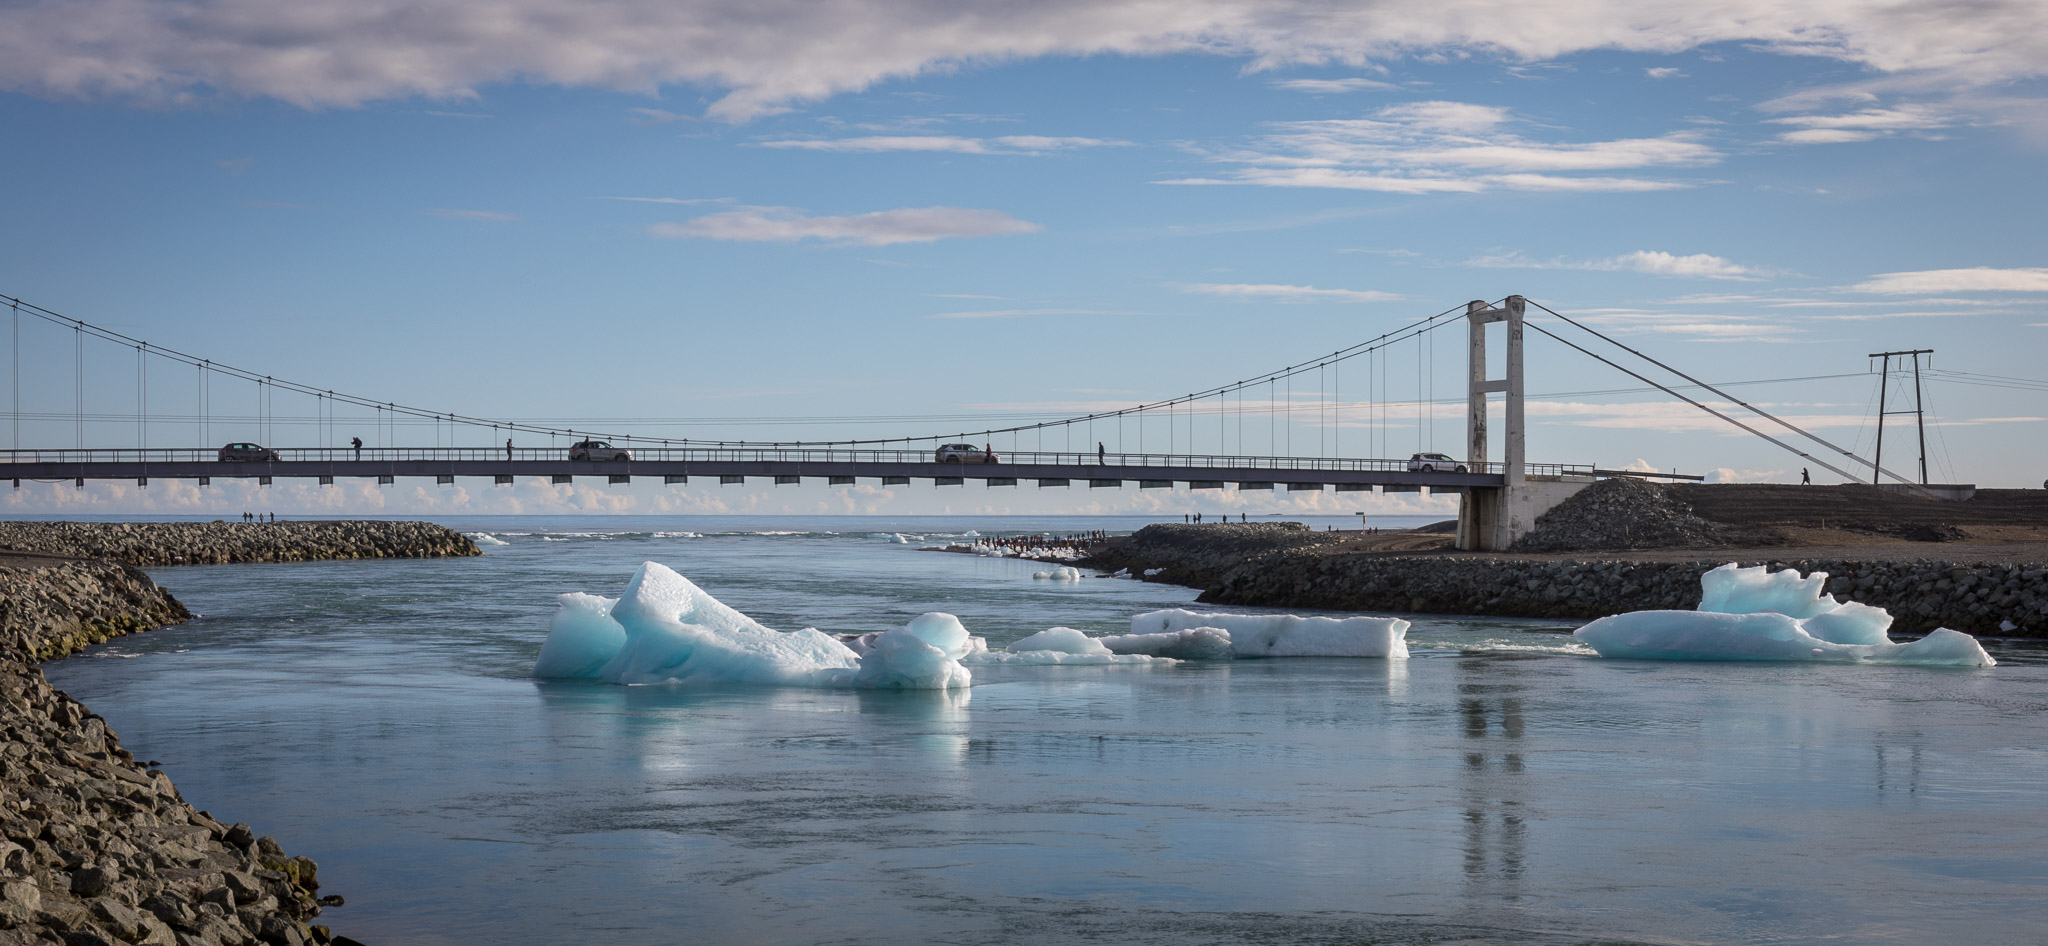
[1458,295,1590,551]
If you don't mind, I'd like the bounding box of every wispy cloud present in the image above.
[1466,249,1758,280]
[1850,267,2048,293]
[1768,104,1950,144]
[758,135,1123,154]
[928,308,1134,319]
[424,208,519,222]
[925,293,1008,300]
[628,107,692,125]
[1645,67,1685,79]
[1162,101,1716,194]
[8,3,2048,122]
[599,195,732,205]
[651,205,1040,246]
[1184,283,1402,303]
[1271,77,1397,94]
[1563,311,1797,340]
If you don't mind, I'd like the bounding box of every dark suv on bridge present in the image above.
[217,442,281,462]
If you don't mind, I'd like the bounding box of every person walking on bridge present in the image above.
[1098,442,1105,465]
[506,437,514,460]
[351,436,362,459]
[1801,468,1811,485]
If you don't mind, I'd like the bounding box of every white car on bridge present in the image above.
[1406,452,1467,473]
[569,440,632,462]
[934,443,998,464]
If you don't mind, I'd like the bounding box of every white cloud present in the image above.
[424,208,519,222]
[599,195,731,205]
[1768,104,1949,143]
[928,308,1132,319]
[1466,249,1757,279]
[1529,400,1868,431]
[1702,467,1787,483]
[1645,67,1684,79]
[8,3,2047,121]
[628,107,691,125]
[1272,77,1397,94]
[758,135,1121,154]
[1164,100,1717,194]
[650,205,1040,246]
[1850,267,2048,294]
[1184,283,1402,303]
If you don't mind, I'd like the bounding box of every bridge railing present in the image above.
[0,446,1597,478]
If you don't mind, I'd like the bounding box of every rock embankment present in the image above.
[0,561,191,664]
[1089,524,2048,636]
[0,521,477,567]
[1078,523,1352,587]
[1508,477,1785,552]
[1208,553,2048,636]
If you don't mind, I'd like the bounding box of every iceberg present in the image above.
[963,627,1173,665]
[1573,563,1996,667]
[1032,566,1082,581]
[1096,626,1236,661]
[1111,609,1410,659]
[533,561,974,688]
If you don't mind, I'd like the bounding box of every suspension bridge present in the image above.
[0,292,1953,550]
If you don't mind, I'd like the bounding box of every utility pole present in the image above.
[1869,349,1933,486]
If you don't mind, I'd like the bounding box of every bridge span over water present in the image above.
[3,291,1930,549]
[0,446,1592,492]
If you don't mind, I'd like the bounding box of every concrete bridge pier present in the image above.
[1455,295,1594,550]
[1458,476,1595,551]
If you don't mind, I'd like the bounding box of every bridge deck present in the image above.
[0,448,1550,490]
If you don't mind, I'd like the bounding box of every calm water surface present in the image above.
[41,515,2048,945]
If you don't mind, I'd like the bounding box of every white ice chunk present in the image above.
[1697,562,1840,618]
[1098,626,1236,661]
[531,593,626,678]
[1143,568,1165,577]
[850,613,975,689]
[1007,626,1113,655]
[965,650,1174,666]
[1122,609,1409,658]
[1574,563,1995,667]
[1032,566,1081,581]
[533,562,972,687]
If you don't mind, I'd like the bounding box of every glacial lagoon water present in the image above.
[40,515,2048,945]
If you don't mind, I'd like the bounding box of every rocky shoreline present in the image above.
[2,521,480,946]
[0,521,479,567]
[1081,523,2048,637]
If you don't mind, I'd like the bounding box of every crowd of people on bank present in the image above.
[974,530,1107,553]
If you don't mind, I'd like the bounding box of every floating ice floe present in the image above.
[467,533,509,546]
[963,626,1174,666]
[1573,563,1996,667]
[1143,568,1166,577]
[1105,609,1410,659]
[533,561,974,688]
[1032,566,1082,581]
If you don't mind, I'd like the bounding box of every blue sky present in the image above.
[2,1,2045,516]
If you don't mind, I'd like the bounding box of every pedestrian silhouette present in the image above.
[351,436,362,459]
[1098,442,1105,464]
[506,437,514,460]
[1801,468,1811,485]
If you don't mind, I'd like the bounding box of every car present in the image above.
[934,443,997,464]
[569,440,633,462]
[217,442,281,462]
[1407,452,1467,473]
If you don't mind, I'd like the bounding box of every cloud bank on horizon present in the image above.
[4,1,2046,121]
